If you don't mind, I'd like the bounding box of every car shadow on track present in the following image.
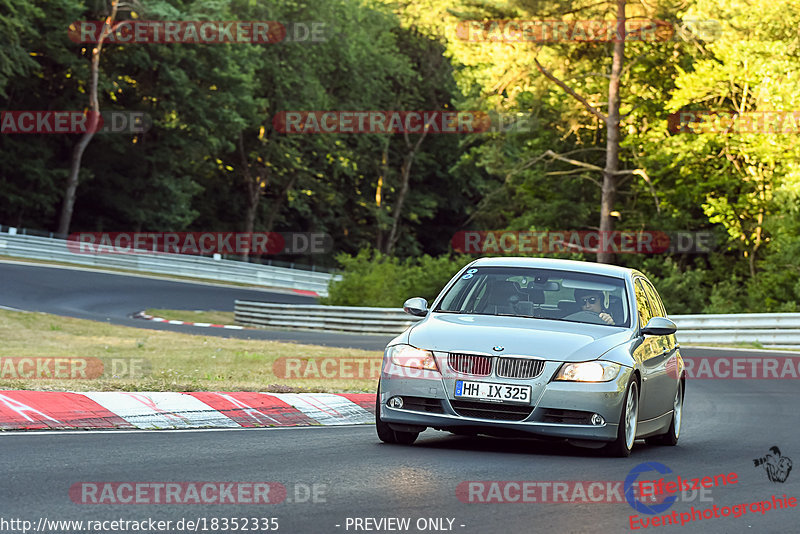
[402,432,608,457]
[381,431,680,459]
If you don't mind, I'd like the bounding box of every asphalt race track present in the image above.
[2,377,798,533]
[0,261,394,350]
[1,261,799,533]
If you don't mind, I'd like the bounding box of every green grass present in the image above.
[0,309,381,392]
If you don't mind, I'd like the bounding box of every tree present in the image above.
[387,0,682,262]
[654,0,800,278]
[0,0,43,98]
[58,0,123,235]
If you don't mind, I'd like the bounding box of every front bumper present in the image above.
[379,363,632,442]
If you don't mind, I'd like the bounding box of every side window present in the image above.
[439,273,486,312]
[634,279,653,328]
[642,280,665,318]
[438,276,471,310]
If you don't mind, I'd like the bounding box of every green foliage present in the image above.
[0,0,43,97]
[1,0,799,313]
[638,257,711,315]
[321,249,471,307]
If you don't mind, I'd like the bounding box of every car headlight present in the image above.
[554,361,621,382]
[387,344,439,372]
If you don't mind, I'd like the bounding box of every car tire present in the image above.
[375,383,419,445]
[603,377,639,457]
[646,380,683,446]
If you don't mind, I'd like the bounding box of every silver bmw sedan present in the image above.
[376,257,685,457]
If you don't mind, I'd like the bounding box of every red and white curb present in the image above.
[291,289,320,297]
[133,311,244,330]
[0,391,375,431]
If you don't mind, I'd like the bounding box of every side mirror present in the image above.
[641,316,677,336]
[403,297,429,317]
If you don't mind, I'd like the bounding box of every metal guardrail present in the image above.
[5,224,795,346]
[0,230,339,297]
[234,301,800,347]
[671,314,800,347]
[235,301,421,335]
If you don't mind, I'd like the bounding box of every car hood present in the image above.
[407,313,633,362]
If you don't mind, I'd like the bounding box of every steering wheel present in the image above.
[564,310,607,325]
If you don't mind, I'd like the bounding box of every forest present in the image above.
[1,0,799,313]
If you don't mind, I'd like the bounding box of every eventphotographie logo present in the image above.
[754,446,793,483]
[625,462,732,517]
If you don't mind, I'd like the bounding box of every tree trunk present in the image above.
[238,132,266,261]
[385,155,413,255]
[58,1,118,235]
[264,175,296,233]
[385,129,429,255]
[375,139,389,250]
[597,0,626,264]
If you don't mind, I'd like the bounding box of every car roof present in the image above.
[468,257,636,279]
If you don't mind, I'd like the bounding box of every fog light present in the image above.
[591,414,605,426]
[388,396,404,409]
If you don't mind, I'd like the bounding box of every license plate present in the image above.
[454,380,531,404]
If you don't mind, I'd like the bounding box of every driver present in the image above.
[574,289,614,325]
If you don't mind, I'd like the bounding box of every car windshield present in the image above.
[435,266,630,327]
